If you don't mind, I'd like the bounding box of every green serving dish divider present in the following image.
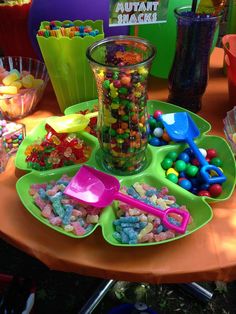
[15,100,236,247]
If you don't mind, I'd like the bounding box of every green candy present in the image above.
[210,157,222,167]
[166,151,178,161]
[121,99,130,106]
[148,117,157,130]
[113,71,119,80]
[109,129,116,136]
[122,115,129,121]
[166,173,178,183]
[161,158,173,170]
[121,133,130,139]
[186,165,198,177]
[119,87,128,94]
[103,80,110,89]
[174,159,187,171]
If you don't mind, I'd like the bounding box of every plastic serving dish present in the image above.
[15,100,236,247]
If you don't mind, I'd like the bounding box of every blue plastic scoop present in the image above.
[160,112,226,184]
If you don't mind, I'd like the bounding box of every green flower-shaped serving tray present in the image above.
[15,100,236,247]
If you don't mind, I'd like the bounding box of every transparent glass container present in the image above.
[86,36,156,175]
[168,6,222,113]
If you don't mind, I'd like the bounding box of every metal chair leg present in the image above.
[178,282,213,303]
[79,279,116,314]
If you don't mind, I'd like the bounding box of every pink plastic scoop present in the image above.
[64,165,190,234]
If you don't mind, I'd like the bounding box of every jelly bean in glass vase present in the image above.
[86,36,156,175]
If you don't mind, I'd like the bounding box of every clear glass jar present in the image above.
[86,36,156,175]
[168,6,222,112]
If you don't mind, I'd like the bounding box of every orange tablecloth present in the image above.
[0,48,235,284]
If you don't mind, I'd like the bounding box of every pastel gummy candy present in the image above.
[113,182,192,244]
[29,175,102,236]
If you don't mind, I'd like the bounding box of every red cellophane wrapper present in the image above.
[0,3,37,58]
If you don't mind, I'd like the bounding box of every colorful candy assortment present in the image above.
[93,43,150,173]
[37,21,100,38]
[113,182,192,244]
[148,110,172,147]
[24,124,92,171]
[29,175,101,236]
[161,148,224,197]
[0,138,9,172]
[0,119,25,154]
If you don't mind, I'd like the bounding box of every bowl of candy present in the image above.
[0,56,49,120]
[223,106,236,156]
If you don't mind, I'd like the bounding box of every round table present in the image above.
[1,48,235,284]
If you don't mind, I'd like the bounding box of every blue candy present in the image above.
[52,199,64,218]
[149,137,161,146]
[127,187,140,199]
[113,232,122,241]
[38,188,48,200]
[62,204,73,225]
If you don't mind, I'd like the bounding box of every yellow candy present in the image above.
[32,79,44,89]
[138,222,153,239]
[11,80,22,90]
[0,85,17,95]
[97,70,104,79]
[232,133,236,144]
[2,72,19,86]
[138,67,148,76]
[109,82,116,90]
[117,138,124,144]
[22,74,34,88]
[134,92,141,97]
[111,103,120,109]
[166,167,179,176]
[210,167,223,177]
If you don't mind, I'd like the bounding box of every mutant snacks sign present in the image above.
[109,0,169,26]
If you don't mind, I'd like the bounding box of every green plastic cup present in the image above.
[37,20,104,112]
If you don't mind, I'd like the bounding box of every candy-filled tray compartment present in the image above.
[15,100,236,246]
[16,164,213,246]
[15,117,99,172]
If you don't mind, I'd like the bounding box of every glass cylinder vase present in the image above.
[86,36,156,175]
[168,6,222,112]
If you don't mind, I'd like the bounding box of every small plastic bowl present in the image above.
[0,56,49,120]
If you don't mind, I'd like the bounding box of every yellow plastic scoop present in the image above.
[47,112,98,133]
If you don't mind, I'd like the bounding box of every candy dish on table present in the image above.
[15,99,236,247]
[3,47,236,283]
[0,56,49,120]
